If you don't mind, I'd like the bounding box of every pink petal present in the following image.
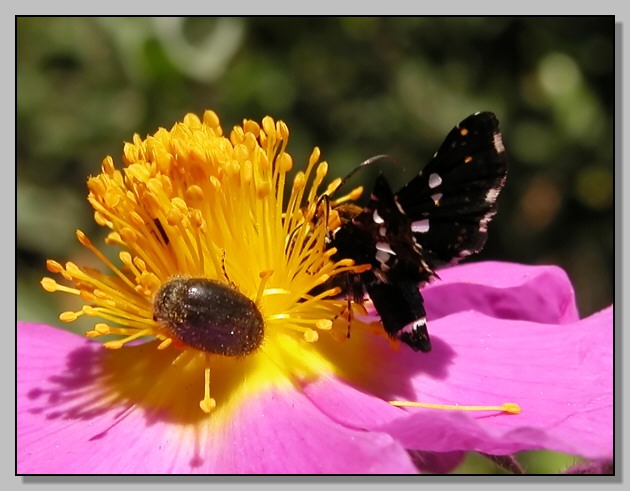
[17,322,417,474]
[424,261,580,324]
[17,262,611,474]
[209,387,418,473]
[304,306,612,461]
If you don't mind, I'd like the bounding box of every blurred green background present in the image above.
[16,17,614,474]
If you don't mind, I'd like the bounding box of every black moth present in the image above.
[326,111,508,352]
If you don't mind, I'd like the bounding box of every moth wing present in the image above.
[395,111,508,265]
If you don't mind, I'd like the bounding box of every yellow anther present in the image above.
[278,152,293,172]
[46,260,64,273]
[315,319,333,331]
[262,116,276,139]
[309,146,321,166]
[104,340,124,349]
[317,274,331,284]
[278,120,289,140]
[257,181,271,198]
[76,229,91,247]
[157,338,173,350]
[200,398,217,414]
[104,187,121,207]
[186,184,204,202]
[119,251,133,266]
[203,109,220,128]
[502,403,522,414]
[82,305,98,316]
[79,291,96,302]
[167,207,184,225]
[130,211,145,227]
[93,211,110,227]
[336,259,356,267]
[316,161,328,179]
[200,367,217,414]
[95,323,111,334]
[242,119,260,136]
[40,277,58,292]
[348,186,364,200]
[191,209,204,228]
[303,329,319,343]
[293,172,306,191]
[59,311,79,322]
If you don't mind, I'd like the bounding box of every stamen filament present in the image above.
[389,400,522,414]
[103,328,153,349]
[76,230,138,292]
[200,366,217,414]
[256,270,274,304]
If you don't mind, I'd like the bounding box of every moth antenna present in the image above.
[328,154,398,199]
[313,155,398,233]
[314,193,332,229]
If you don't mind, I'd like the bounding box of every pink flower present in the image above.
[18,261,612,474]
[21,111,612,474]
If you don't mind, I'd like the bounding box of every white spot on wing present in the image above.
[485,187,501,204]
[400,318,427,336]
[375,249,391,265]
[479,212,494,233]
[428,173,442,189]
[393,196,406,214]
[458,249,472,258]
[431,192,443,205]
[411,219,430,233]
[420,259,433,274]
[493,132,505,154]
[373,209,384,224]
[375,241,396,255]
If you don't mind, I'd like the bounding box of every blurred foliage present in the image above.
[454,450,586,475]
[16,17,614,474]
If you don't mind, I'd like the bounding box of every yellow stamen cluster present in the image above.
[42,110,364,413]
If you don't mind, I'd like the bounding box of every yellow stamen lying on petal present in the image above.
[389,400,522,414]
